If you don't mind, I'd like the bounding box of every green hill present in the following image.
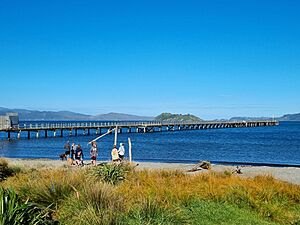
[155,113,202,122]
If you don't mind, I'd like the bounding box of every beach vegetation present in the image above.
[3,169,89,210]
[2,163,300,224]
[57,182,124,225]
[0,158,21,181]
[91,162,133,185]
[0,187,56,225]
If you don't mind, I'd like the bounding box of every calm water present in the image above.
[0,121,300,166]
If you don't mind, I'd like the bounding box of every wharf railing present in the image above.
[4,120,279,130]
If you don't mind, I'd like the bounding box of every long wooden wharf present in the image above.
[0,120,279,140]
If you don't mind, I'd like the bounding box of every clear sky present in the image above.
[0,0,299,119]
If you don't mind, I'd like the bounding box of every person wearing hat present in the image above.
[118,143,125,161]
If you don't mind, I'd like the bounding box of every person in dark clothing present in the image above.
[75,144,84,166]
[64,141,71,157]
[71,143,76,160]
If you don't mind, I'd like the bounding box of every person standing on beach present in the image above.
[118,143,125,161]
[71,143,76,160]
[75,144,84,166]
[64,141,71,158]
[90,141,98,166]
[111,145,119,162]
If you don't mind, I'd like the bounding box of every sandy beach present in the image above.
[4,157,300,185]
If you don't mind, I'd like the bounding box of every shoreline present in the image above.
[3,157,300,185]
[3,156,300,168]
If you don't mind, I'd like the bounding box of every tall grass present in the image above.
[0,158,21,181]
[182,199,278,225]
[0,187,55,225]
[2,164,300,224]
[57,182,124,225]
[117,170,300,224]
[3,168,90,210]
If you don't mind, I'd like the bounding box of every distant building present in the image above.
[0,113,19,129]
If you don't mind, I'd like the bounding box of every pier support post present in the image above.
[36,132,39,138]
[75,129,77,136]
[60,129,63,137]
[28,131,30,139]
[88,129,90,135]
[45,130,48,138]
[128,138,132,162]
[69,130,72,136]
[53,131,56,137]
[18,131,21,139]
[8,131,11,140]
[114,126,118,146]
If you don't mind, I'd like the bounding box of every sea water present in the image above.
[0,121,299,166]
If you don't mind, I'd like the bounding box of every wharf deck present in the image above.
[0,120,279,140]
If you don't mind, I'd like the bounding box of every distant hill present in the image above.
[155,113,202,122]
[0,107,154,121]
[278,113,300,121]
[230,113,300,122]
[93,112,154,121]
[1,107,300,121]
[229,116,272,121]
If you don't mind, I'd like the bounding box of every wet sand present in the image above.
[4,158,300,185]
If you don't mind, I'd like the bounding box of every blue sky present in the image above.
[0,0,299,119]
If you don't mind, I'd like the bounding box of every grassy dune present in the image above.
[1,159,300,224]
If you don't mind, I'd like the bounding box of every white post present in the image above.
[128,138,132,162]
[114,126,118,146]
[88,128,114,144]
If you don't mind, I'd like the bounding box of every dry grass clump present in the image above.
[2,168,90,210]
[0,158,21,181]
[57,182,124,225]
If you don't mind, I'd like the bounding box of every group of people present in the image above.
[63,140,125,166]
[63,141,85,166]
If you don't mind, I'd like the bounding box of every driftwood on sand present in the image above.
[232,166,243,174]
[188,161,212,172]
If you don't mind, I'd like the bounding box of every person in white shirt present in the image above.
[118,143,125,161]
[90,141,98,166]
